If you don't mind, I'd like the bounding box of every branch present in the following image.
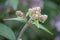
[17,18,32,40]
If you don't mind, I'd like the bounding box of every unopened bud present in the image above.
[28,7,41,20]
[36,7,41,12]
[31,14,39,20]
[29,8,35,15]
[16,11,24,17]
[39,15,48,23]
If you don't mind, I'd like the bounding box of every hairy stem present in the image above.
[17,18,32,40]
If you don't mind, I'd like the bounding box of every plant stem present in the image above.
[17,18,32,40]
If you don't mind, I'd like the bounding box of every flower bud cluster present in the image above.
[15,7,48,23]
[16,11,24,17]
[28,7,48,23]
[28,7,41,19]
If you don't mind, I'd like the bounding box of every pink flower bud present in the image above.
[16,11,24,17]
[39,15,48,23]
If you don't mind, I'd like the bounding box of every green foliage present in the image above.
[9,0,19,10]
[44,1,58,18]
[26,12,29,17]
[0,23,16,40]
[34,20,53,35]
[4,17,27,22]
[0,0,6,4]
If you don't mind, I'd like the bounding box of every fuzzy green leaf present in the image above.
[34,20,53,35]
[0,23,16,40]
[9,0,18,10]
[26,12,29,17]
[4,17,26,22]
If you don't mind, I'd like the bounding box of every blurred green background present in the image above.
[0,0,60,40]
